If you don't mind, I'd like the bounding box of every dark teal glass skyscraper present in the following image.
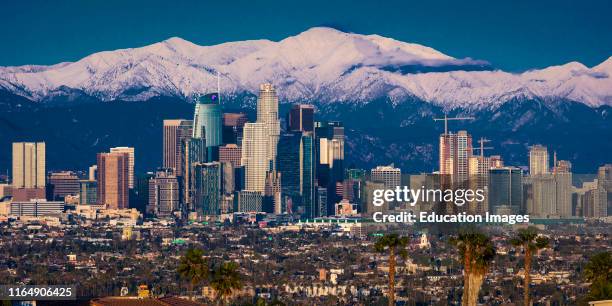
[193,93,222,161]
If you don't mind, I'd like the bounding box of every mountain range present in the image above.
[0,27,610,174]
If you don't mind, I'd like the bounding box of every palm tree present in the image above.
[177,248,208,300]
[210,261,242,305]
[374,233,409,306]
[450,228,496,306]
[583,252,612,301]
[510,226,549,306]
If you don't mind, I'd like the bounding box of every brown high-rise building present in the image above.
[223,113,248,127]
[288,104,314,132]
[97,152,129,209]
[219,144,242,168]
[48,171,80,200]
[163,120,193,175]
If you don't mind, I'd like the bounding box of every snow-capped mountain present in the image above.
[1,27,611,109]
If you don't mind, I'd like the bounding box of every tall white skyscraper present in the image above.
[529,145,549,176]
[241,123,269,193]
[12,142,45,188]
[256,83,280,170]
[110,147,135,189]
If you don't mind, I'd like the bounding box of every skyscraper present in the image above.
[222,113,248,144]
[79,180,97,205]
[596,164,611,217]
[48,171,80,200]
[192,162,222,215]
[97,152,129,209]
[315,121,345,216]
[110,147,135,189]
[12,142,46,201]
[488,167,523,214]
[193,93,222,161]
[288,104,314,132]
[241,123,269,193]
[529,145,549,176]
[219,144,242,168]
[163,119,193,174]
[181,137,206,210]
[147,168,179,217]
[439,130,473,185]
[553,160,572,217]
[264,171,282,214]
[256,84,280,170]
[371,165,401,189]
[301,132,315,218]
[277,133,302,208]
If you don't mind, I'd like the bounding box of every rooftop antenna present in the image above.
[217,71,221,104]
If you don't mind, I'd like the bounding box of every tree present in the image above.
[510,226,549,306]
[210,261,243,305]
[177,248,208,300]
[450,228,496,306]
[374,233,409,306]
[583,252,612,301]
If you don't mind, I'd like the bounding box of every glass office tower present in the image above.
[193,93,222,161]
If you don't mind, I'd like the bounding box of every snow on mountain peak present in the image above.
[0,27,610,109]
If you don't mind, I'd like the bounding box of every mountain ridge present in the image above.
[1,27,610,109]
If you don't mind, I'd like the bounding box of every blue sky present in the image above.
[1,0,611,71]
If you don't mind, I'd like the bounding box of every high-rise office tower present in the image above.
[277,133,302,209]
[276,132,315,217]
[488,167,523,214]
[147,168,179,217]
[439,130,473,185]
[48,171,80,200]
[12,142,46,189]
[264,171,282,214]
[596,164,611,217]
[222,113,248,144]
[163,119,193,174]
[192,162,222,215]
[288,104,314,132]
[181,137,206,210]
[193,93,222,161]
[371,165,401,189]
[12,142,46,201]
[241,123,269,193]
[315,121,345,216]
[97,152,130,209]
[79,180,97,205]
[301,132,315,218]
[219,144,242,168]
[256,84,280,170]
[553,160,572,217]
[221,162,235,195]
[345,169,366,211]
[529,145,549,176]
[110,147,135,189]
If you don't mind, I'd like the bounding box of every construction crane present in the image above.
[474,137,494,158]
[433,114,475,135]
